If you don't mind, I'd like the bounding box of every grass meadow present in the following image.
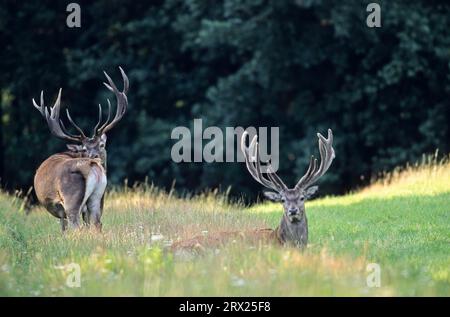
[0,157,449,296]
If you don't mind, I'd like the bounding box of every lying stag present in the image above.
[170,129,334,252]
[32,67,129,231]
[240,129,335,248]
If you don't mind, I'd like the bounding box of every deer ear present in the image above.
[66,144,81,152]
[305,186,319,198]
[100,134,107,143]
[263,191,282,202]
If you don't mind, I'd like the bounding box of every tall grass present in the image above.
[0,156,449,296]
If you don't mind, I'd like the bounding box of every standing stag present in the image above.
[32,67,129,232]
[170,129,335,252]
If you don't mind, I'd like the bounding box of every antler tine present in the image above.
[32,89,81,142]
[253,140,280,191]
[97,99,112,133]
[266,165,288,190]
[253,139,287,191]
[295,156,317,188]
[241,131,286,192]
[32,91,46,116]
[241,134,258,180]
[313,129,334,177]
[119,66,129,93]
[59,119,73,137]
[96,67,129,135]
[295,129,335,190]
[65,109,86,138]
[92,104,103,137]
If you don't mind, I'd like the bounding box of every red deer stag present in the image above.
[240,129,335,248]
[170,129,335,252]
[32,67,129,232]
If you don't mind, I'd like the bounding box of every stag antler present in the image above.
[32,89,85,142]
[93,66,129,137]
[241,129,335,192]
[241,131,287,192]
[294,129,335,190]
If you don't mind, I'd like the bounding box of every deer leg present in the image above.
[46,203,68,233]
[86,197,103,232]
[65,210,81,229]
[60,218,68,232]
[60,172,85,230]
[62,191,84,230]
[81,206,90,227]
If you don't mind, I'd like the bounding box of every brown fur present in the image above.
[170,228,283,253]
[31,68,129,232]
[34,152,105,231]
[232,129,335,251]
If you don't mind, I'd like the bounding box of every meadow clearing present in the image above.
[0,157,449,296]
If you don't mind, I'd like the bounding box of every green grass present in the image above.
[0,158,449,296]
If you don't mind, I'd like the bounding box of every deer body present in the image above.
[276,211,308,247]
[170,219,308,253]
[170,228,278,252]
[34,152,106,230]
[32,67,129,232]
[171,129,334,253]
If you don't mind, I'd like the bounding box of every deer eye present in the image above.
[281,197,286,203]
[300,196,305,201]
[81,146,87,152]
[99,143,105,148]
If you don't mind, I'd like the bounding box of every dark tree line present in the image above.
[1,0,449,199]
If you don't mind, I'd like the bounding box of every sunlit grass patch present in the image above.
[361,153,450,197]
[247,158,450,296]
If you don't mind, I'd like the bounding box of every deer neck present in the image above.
[276,213,308,248]
[102,153,108,173]
[61,151,81,158]
[62,151,108,172]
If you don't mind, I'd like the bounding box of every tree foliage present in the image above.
[1,0,449,198]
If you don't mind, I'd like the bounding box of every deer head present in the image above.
[32,67,129,169]
[241,129,335,247]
